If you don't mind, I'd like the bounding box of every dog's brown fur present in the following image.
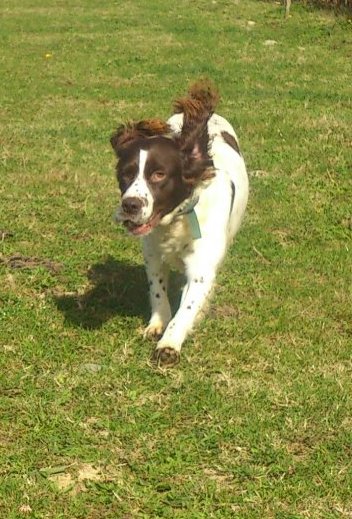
[110,119,170,154]
[174,80,219,185]
[173,79,219,122]
[111,80,218,190]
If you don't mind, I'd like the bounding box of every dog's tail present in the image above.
[173,79,219,123]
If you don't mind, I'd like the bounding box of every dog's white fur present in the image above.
[143,113,249,358]
[120,149,155,224]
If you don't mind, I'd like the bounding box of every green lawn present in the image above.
[1,1,351,517]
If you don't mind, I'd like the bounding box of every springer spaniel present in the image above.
[111,81,249,366]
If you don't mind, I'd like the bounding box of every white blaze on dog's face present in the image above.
[119,149,155,226]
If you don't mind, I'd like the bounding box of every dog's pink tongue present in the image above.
[130,222,152,236]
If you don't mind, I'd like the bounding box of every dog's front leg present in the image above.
[153,265,217,366]
[142,235,171,340]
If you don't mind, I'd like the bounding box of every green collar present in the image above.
[176,196,201,240]
[186,208,202,239]
[174,181,235,241]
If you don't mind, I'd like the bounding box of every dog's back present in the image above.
[167,84,248,245]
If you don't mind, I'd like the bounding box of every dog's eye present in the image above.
[150,171,166,183]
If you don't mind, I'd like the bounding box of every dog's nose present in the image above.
[122,197,143,215]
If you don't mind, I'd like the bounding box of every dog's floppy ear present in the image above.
[110,119,170,156]
[173,79,219,125]
[172,80,219,187]
[176,128,215,188]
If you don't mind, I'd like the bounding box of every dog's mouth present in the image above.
[123,212,161,237]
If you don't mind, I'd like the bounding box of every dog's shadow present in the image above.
[54,256,183,330]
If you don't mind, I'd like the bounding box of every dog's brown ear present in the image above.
[175,111,215,188]
[173,79,219,125]
[177,131,215,188]
[110,119,170,156]
[173,79,218,187]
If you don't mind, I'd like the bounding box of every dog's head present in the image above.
[110,119,213,236]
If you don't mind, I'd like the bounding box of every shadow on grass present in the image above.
[54,255,184,330]
[54,256,149,330]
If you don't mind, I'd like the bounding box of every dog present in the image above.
[110,81,249,366]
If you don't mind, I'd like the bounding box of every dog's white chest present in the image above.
[153,217,194,271]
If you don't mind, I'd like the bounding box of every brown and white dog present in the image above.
[111,81,249,366]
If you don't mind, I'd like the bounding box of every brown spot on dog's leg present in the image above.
[152,347,180,367]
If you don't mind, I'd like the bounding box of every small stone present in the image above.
[263,40,278,46]
[19,504,32,514]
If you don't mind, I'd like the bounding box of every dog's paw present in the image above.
[152,346,180,367]
[143,322,165,341]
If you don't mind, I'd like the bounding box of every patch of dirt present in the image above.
[286,441,312,462]
[210,304,240,319]
[272,228,294,247]
[77,463,104,483]
[203,467,234,483]
[48,473,74,492]
[0,254,62,273]
[45,463,109,494]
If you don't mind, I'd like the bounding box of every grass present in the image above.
[0,0,351,517]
